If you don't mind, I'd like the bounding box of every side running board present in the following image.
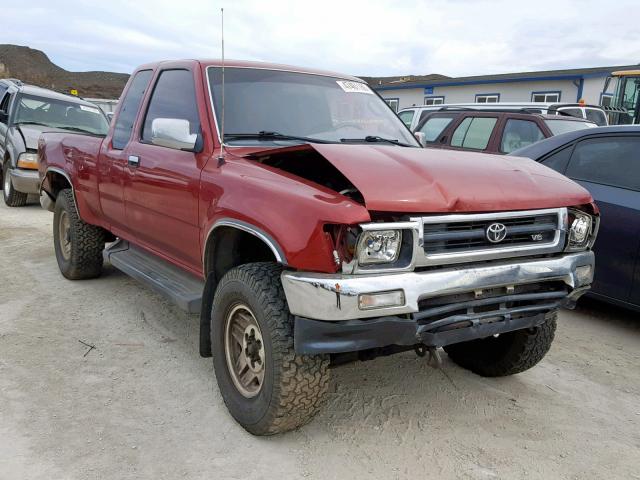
[103,240,204,314]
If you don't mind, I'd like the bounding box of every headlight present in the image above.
[17,152,39,170]
[566,209,594,251]
[357,230,402,265]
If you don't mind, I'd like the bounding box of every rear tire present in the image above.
[444,311,557,377]
[211,262,330,435]
[2,161,28,207]
[53,189,105,279]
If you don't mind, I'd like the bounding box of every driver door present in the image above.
[123,68,204,271]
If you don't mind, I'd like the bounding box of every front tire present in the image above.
[53,189,105,279]
[2,161,28,207]
[211,262,330,435]
[444,311,557,377]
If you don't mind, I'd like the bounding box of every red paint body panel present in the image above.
[305,144,593,213]
[38,58,594,277]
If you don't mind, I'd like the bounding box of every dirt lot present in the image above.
[1,201,639,480]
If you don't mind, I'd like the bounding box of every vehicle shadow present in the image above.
[574,296,639,331]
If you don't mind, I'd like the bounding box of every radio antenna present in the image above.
[217,7,226,163]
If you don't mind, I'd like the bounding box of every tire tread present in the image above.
[54,189,105,279]
[444,312,557,377]
[213,263,329,435]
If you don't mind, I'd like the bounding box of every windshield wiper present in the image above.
[224,131,332,144]
[14,121,49,127]
[340,135,413,147]
[57,126,98,135]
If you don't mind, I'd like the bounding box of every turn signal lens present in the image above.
[358,290,405,310]
[575,265,593,286]
[17,152,39,170]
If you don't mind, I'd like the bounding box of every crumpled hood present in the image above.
[15,124,67,150]
[300,144,592,213]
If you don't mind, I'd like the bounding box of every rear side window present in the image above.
[566,136,640,191]
[0,92,12,112]
[585,108,607,126]
[545,119,595,136]
[0,84,8,105]
[418,116,454,142]
[112,69,153,150]
[557,107,584,119]
[451,117,497,150]
[501,119,545,153]
[142,69,201,142]
[397,110,414,128]
[541,146,573,173]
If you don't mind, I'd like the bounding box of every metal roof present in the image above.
[369,64,640,90]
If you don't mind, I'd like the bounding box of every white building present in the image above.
[365,64,639,112]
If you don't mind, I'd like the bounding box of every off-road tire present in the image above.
[444,311,557,377]
[53,189,105,279]
[2,161,28,207]
[211,262,330,435]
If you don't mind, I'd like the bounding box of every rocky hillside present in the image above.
[0,44,129,99]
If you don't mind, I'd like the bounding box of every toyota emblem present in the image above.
[486,222,507,243]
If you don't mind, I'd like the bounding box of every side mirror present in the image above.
[150,118,200,151]
[414,131,426,147]
[0,110,8,124]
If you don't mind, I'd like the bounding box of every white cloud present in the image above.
[1,0,638,76]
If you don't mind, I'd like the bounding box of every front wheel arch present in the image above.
[200,224,283,358]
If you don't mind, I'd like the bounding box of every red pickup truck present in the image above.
[38,59,598,435]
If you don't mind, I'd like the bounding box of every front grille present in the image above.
[412,209,565,266]
[423,213,558,254]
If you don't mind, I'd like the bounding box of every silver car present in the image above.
[0,80,110,206]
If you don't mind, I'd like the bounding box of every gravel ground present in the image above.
[1,201,639,480]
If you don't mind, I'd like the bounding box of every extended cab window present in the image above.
[501,119,545,153]
[112,69,153,150]
[451,117,497,150]
[142,69,201,143]
[566,136,640,191]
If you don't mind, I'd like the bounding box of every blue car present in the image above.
[512,126,640,311]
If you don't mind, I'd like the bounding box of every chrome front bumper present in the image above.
[281,251,594,321]
[9,168,40,194]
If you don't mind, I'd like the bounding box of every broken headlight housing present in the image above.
[357,230,402,265]
[566,209,596,251]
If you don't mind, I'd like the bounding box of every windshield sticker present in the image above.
[79,105,101,114]
[336,80,373,95]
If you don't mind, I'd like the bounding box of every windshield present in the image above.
[14,94,110,135]
[545,119,596,136]
[207,67,418,146]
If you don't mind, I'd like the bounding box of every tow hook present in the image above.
[414,344,443,369]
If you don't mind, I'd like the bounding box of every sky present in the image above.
[1,0,639,78]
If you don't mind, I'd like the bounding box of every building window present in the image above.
[475,93,500,103]
[424,96,445,106]
[600,93,613,107]
[531,91,561,103]
[384,98,399,112]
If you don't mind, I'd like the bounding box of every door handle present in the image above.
[128,155,140,167]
